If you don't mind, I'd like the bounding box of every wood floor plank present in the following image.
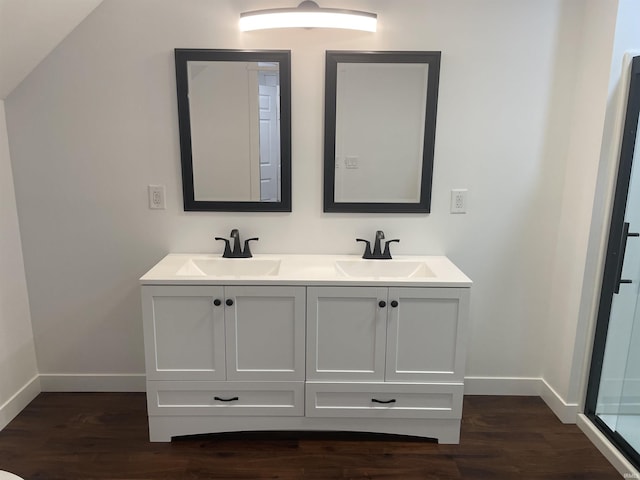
[0,393,622,479]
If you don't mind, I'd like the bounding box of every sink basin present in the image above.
[335,260,435,278]
[176,258,281,277]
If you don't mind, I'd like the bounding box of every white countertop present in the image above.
[140,254,472,287]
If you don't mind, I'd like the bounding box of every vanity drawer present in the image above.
[147,381,304,416]
[305,382,463,419]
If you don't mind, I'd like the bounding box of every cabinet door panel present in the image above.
[142,286,225,381]
[307,287,387,381]
[386,287,469,382]
[225,286,305,381]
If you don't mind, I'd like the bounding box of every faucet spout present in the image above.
[372,230,385,257]
[230,229,241,256]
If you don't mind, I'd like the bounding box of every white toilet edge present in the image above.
[0,471,24,480]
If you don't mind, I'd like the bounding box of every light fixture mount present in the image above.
[298,0,320,9]
[239,1,377,32]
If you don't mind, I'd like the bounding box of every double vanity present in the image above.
[140,250,471,443]
[167,45,457,443]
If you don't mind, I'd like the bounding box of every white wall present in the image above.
[540,0,619,415]
[0,100,39,428]
[3,0,615,393]
[0,0,103,99]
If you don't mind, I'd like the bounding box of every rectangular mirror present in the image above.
[175,49,291,211]
[323,51,441,213]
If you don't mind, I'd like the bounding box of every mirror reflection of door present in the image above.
[258,68,281,202]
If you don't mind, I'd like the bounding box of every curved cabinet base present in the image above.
[147,416,462,444]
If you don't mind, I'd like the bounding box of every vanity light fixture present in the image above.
[239,1,377,32]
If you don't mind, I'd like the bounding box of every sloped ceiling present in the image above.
[0,0,103,99]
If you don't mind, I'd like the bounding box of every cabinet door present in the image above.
[142,285,226,381]
[307,287,387,381]
[385,287,469,382]
[225,286,306,381]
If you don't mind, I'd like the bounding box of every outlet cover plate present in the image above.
[450,189,467,214]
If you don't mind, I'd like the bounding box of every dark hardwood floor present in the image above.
[0,393,621,479]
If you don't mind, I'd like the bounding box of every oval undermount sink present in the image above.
[176,258,281,277]
[335,260,435,278]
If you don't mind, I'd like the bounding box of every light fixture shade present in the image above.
[239,3,377,32]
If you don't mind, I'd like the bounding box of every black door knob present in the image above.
[226,299,234,306]
[390,300,399,308]
[378,300,386,308]
[213,299,222,306]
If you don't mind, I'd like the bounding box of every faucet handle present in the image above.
[215,237,232,258]
[356,238,373,259]
[382,239,400,259]
[241,238,259,258]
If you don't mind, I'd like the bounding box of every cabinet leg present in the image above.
[148,418,173,442]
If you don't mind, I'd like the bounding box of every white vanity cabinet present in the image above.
[142,285,306,381]
[142,285,306,425]
[306,286,468,382]
[305,286,468,421]
[140,254,471,443]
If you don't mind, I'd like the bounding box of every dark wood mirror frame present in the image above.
[323,50,441,213]
[175,49,292,212]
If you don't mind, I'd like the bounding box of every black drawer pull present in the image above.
[225,299,234,306]
[214,396,239,402]
[390,300,399,308]
[371,398,396,404]
[378,300,386,308]
[213,299,222,306]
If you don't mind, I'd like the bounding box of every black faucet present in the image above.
[356,230,399,259]
[215,229,259,258]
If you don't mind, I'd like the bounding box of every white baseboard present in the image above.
[464,376,542,396]
[539,378,580,423]
[0,375,41,431]
[577,414,640,479]
[465,376,579,424]
[39,374,146,392]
